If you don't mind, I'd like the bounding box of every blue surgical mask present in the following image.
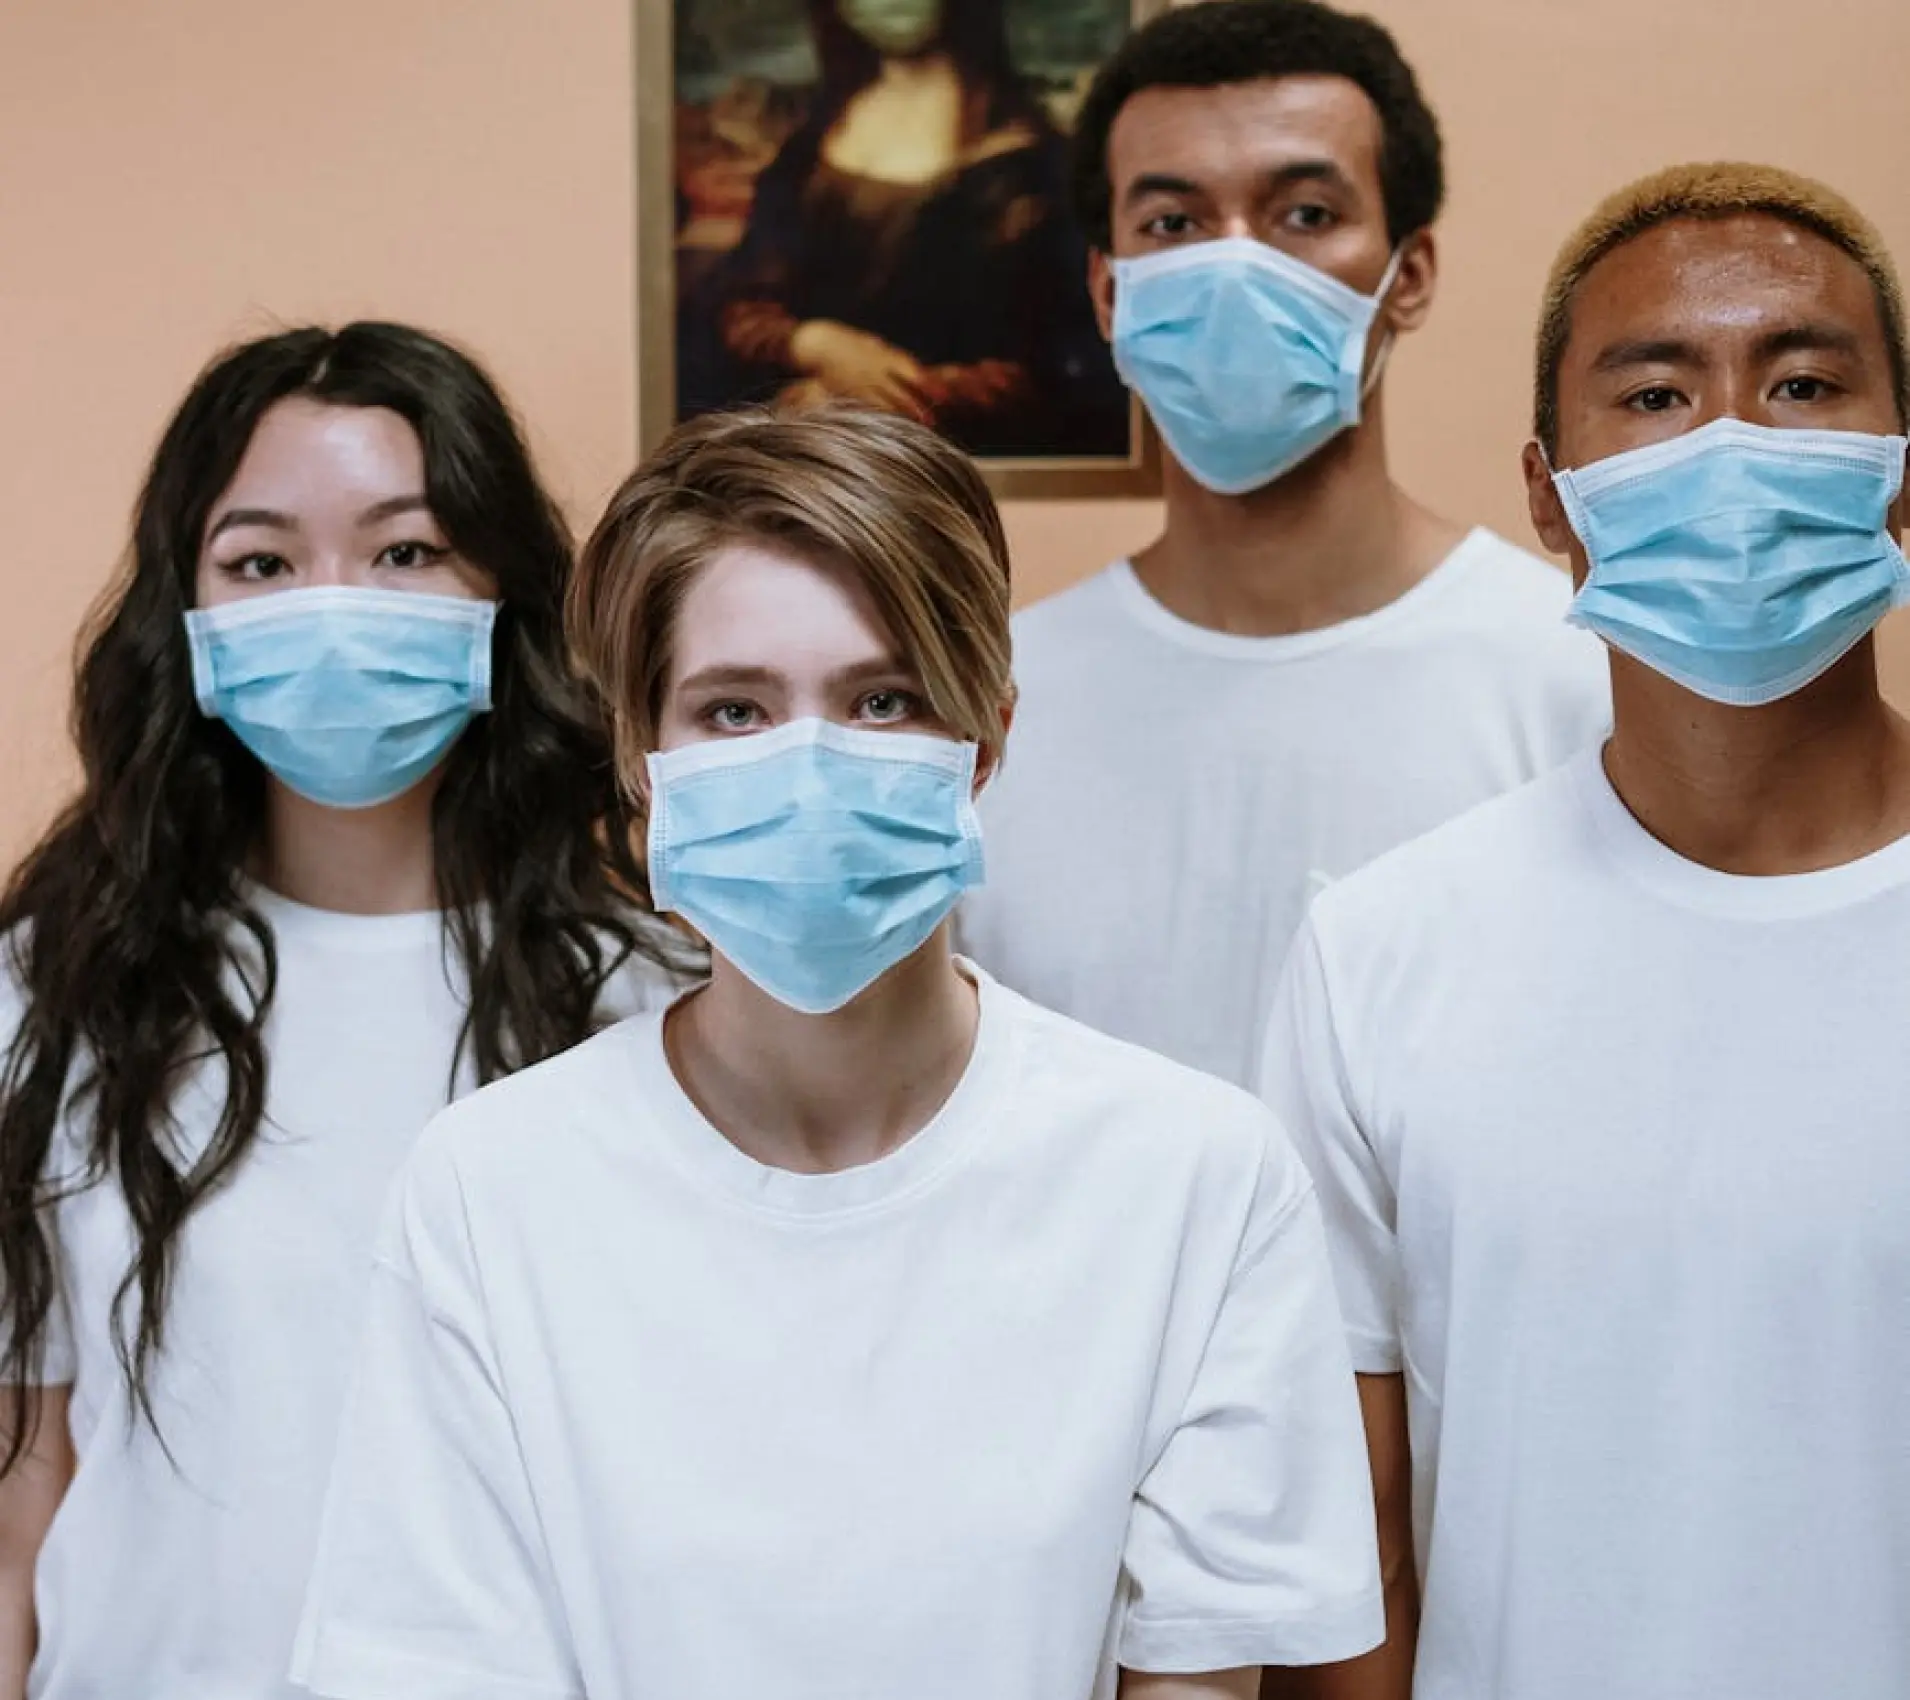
[184,586,497,808]
[1553,419,1910,706]
[1110,237,1400,494]
[646,718,986,1015]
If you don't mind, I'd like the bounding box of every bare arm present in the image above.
[0,1387,73,1700]
[1123,1668,1260,1700]
[1262,1374,1418,1700]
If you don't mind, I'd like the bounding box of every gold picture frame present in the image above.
[637,0,1165,499]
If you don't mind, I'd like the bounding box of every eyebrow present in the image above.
[1590,338,1704,375]
[1266,159,1354,195]
[1121,171,1202,209]
[1119,158,1352,210]
[205,507,298,545]
[1591,322,1868,377]
[1756,322,1864,361]
[356,494,433,526]
[674,657,915,694]
[204,492,434,548]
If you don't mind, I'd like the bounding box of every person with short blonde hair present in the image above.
[293,404,1387,1700]
[1260,162,1910,1699]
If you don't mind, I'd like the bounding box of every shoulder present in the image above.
[985,977,1313,1214]
[1408,530,1609,729]
[1010,562,1130,657]
[406,1016,656,1217]
[1434,529,1577,619]
[598,920,703,1022]
[1307,757,1591,964]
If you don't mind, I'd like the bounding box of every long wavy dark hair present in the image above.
[0,322,688,1463]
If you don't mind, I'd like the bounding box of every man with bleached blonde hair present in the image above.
[1256,162,1910,1700]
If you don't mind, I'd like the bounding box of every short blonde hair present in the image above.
[1534,161,1909,454]
[568,404,1015,801]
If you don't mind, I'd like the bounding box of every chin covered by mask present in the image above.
[1552,417,1910,706]
[1110,237,1399,495]
[646,717,985,1014]
[184,585,496,808]
[837,0,943,56]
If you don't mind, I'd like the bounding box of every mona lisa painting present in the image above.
[639,0,1164,496]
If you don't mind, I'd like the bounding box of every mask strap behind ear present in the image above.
[1357,247,1408,402]
[1372,244,1406,304]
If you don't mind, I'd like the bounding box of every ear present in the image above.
[1088,248,1116,343]
[1381,228,1437,335]
[1891,440,1908,541]
[974,694,1017,795]
[1522,438,1580,566]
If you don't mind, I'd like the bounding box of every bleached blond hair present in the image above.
[1534,161,1908,453]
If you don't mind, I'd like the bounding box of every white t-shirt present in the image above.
[1256,749,1910,1700]
[958,530,1609,1086]
[293,969,1383,1700]
[25,890,676,1700]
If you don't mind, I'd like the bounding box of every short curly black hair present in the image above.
[1073,0,1444,253]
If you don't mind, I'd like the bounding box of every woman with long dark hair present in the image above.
[681,0,1130,457]
[0,323,688,1698]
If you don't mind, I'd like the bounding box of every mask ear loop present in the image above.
[1356,247,1407,404]
[1538,442,1601,554]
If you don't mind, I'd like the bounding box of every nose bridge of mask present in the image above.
[1113,237,1386,395]
[1553,418,1910,552]
[186,586,497,715]
[645,720,980,904]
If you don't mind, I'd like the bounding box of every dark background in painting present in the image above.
[673,0,1133,460]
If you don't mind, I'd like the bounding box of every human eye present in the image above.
[219,552,292,583]
[376,539,450,570]
[1138,208,1198,241]
[1623,384,1687,415]
[1772,374,1839,404]
[854,688,923,726]
[702,700,767,733]
[1281,201,1339,233]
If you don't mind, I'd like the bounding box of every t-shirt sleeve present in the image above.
[1255,918,1402,1374]
[292,1133,582,1700]
[1117,1135,1384,1673]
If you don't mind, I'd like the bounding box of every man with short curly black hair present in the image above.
[1260,161,1910,1700]
[960,0,1607,1111]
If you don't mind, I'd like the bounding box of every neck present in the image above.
[875,48,955,93]
[665,928,979,1175]
[1132,397,1467,637]
[1604,640,1910,874]
[256,777,442,914]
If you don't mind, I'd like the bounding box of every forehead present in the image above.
[1107,74,1383,193]
[670,542,898,668]
[221,399,424,498]
[1563,212,1888,370]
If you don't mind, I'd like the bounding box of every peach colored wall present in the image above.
[2,0,1907,865]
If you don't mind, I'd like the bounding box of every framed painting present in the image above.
[637,0,1165,497]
